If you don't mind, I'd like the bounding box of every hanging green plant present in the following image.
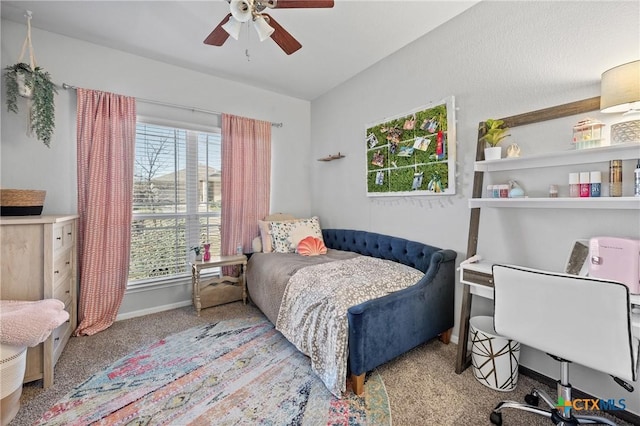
[5,12,57,148]
[4,62,57,147]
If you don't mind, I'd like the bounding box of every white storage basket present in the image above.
[0,344,26,399]
[1,344,27,425]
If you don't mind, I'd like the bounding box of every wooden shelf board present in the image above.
[318,153,345,162]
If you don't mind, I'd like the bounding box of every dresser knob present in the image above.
[54,337,60,342]
[56,237,62,240]
[54,270,60,274]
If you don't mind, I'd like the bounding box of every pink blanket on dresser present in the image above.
[0,299,69,347]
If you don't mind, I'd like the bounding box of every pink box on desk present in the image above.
[589,237,640,294]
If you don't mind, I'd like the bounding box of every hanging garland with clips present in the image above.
[4,11,57,147]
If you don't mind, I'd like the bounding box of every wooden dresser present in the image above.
[0,215,78,388]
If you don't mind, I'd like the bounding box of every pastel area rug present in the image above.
[36,316,391,425]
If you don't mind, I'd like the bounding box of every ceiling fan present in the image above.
[204,0,334,55]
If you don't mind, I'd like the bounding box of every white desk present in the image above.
[459,260,640,334]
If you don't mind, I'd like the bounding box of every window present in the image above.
[128,121,221,286]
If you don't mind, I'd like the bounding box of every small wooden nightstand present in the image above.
[190,254,247,316]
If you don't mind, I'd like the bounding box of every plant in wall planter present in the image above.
[5,12,57,147]
[4,62,57,147]
[480,118,510,160]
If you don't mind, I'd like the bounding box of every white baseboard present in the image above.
[116,300,192,321]
[450,334,459,345]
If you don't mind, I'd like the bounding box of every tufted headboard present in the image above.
[322,229,440,274]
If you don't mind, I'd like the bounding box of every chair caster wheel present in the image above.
[525,393,539,406]
[490,411,503,425]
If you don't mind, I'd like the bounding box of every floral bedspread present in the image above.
[275,256,424,397]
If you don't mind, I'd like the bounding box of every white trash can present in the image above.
[470,316,520,392]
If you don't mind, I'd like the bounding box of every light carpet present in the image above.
[34,315,390,425]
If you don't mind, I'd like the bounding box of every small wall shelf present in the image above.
[317,152,345,162]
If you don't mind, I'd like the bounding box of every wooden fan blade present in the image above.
[264,14,302,55]
[272,0,334,8]
[204,13,232,46]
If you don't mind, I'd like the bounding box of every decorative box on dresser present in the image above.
[0,214,78,388]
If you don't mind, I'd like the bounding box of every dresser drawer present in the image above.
[53,274,73,306]
[53,221,75,253]
[53,225,64,251]
[53,249,73,285]
[62,222,75,249]
[52,304,72,365]
[461,268,494,288]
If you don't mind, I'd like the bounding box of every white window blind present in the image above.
[128,122,221,286]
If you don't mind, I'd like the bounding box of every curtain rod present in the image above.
[61,83,283,128]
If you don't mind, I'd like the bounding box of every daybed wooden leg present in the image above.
[351,373,365,396]
[439,328,453,344]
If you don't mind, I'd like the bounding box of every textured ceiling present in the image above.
[1,1,479,100]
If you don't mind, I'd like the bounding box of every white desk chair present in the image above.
[489,264,639,426]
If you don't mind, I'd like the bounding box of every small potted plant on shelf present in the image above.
[190,246,202,261]
[4,62,57,147]
[480,118,510,160]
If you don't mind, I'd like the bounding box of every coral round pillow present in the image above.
[297,236,327,256]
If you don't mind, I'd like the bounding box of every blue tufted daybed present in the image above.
[246,228,457,396]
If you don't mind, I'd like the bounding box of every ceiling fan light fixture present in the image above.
[253,15,275,42]
[221,16,243,40]
[229,0,253,23]
[206,0,333,53]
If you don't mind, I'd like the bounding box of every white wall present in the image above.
[1,18,312,315]
[1,18,312,217]
[310,0,640,413]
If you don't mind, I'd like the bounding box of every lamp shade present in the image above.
[600,60,640,113]
[229,0,252,23]
[222,16,243,40]
[253,15,275,42]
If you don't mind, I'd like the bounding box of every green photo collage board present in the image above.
[365,97,456,196]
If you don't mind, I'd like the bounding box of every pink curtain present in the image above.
[75,88,136,336]
[221,114,271,260]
